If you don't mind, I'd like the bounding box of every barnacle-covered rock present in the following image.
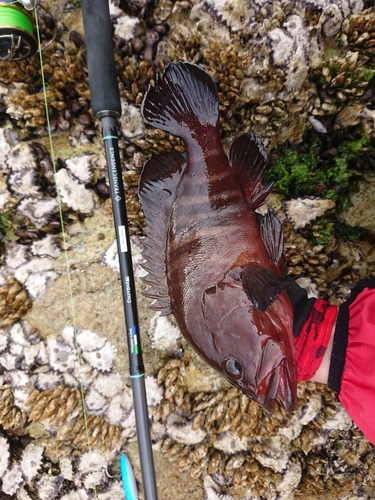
[24,386,125,454]
[0,384,27,430]
[343,7,375,59]
[0,277,32,327]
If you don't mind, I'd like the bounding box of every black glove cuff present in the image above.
[285,277,316,338]
[328,278,375,393]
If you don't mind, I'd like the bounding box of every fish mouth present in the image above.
[259,362,297,413]
[239,361,297,413]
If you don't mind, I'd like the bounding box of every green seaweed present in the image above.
[0,212,18,241]
[266,133,372,208]
[310,218,335,246]
[336,221,369,241]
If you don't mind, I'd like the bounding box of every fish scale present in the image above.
[139,62,297,412]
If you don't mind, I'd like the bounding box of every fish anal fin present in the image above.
[260,211,286,272]
[139,151,186,314]
[229,131,271,209]
[241,262,285,312]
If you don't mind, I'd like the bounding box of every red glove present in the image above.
[285,278,337,382]
[288,277,375,445]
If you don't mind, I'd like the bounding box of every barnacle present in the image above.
[24,386,124,454]
[0,383,27,430]
[0,278,32,327]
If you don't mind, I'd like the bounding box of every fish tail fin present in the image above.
[141,62,219,141]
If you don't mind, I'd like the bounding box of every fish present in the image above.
[139,62,297,412]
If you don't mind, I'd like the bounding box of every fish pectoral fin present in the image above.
[259,210,286,272]
[139,152,186,314]
[229,131,273,209]
[241,262,285,312]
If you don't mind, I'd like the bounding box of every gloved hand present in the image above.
[286,276,375,445]
[285,276,337,382]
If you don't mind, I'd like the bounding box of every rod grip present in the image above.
[81,0,121,117]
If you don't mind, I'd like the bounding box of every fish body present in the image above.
[139,62,297,412]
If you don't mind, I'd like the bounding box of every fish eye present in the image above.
[223,357,243,380]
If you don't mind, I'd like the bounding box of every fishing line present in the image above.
[34,7,98,496]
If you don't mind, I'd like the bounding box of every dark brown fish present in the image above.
[139,62,297,412]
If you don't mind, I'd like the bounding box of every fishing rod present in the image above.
[80,1,158,499]
[1,0,158,497]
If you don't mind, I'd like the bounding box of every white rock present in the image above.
[7,142,37,172]
[150,313,181,351]
[0,435,10,478]
[35,475,61,500]
[114,15,139,40]
[81,339,117,372]
[145,375,164,406]
[78,450,109,474]
[60,490,89,500]
[46,336,76,372]
[35,371,63,391]
[25,270,58,300]
[8,169,41,197]
[120,101,144,139]
[10,321,35,347]
[321,404,353,431]
[212,431,249,454]
[17,197,59,228]
[166,414,208,445]
[31,235,61,258]
[0,172,11,209]
[97,482,126,500]
[65,155,94,183]
[92,372,124,398]
[20,443,44,481]
[14,257,55,284]
[85,387,108,414]
[6,244,28,269]
[0,127,13,166]
[105,393,128,425]
[308,115,328,133]
[59,457,74,481]
[0,329,9,353]
[55,168,95,214]
[0,351,18,370]
[16,486,33,500]
[76,328,107,351]
[283,197,336,229]
[2,462,24,495]
[276,461,302,498]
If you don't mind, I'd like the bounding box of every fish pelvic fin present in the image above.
[141,62,219,141]
[139,152,187,314]
[241,262,286,312]
[229,131,273,209]
[260,210,287,273]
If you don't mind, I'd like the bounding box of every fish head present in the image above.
[201,281,297,413]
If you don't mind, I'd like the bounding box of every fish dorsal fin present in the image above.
[259,210,286,272]
[138,152,187,315]
[241,262,285,312]
[229,131,273,209]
